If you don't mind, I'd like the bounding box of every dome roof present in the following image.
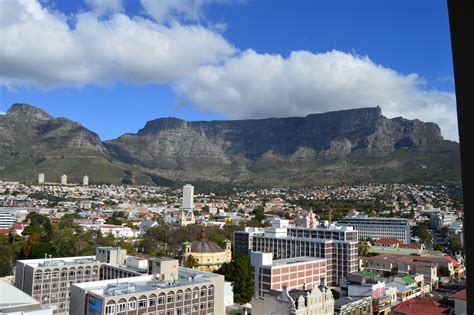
[190,228,224,253]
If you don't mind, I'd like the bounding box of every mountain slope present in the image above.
[0,104,461,186]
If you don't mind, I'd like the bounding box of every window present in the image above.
[185,292,191,300]
[207,288,213,296]
[192,305,198,312]
[59,303,65,309]
[149,298,156,307]
[51,293,57,299]
[158,296,165,305]
[200,303,205,310]
[167,295,174,303]
[184,306,190,314]
[42,294,49,301]
[207,301,212,309]
[105,305,115,315]
[60,282,67,288]
[85,269,91,275]
[34,273,42,280]
[166,311,173,315]
[193,291,199,299]
[69,270,75,277]
[128,301,136,311]
[34,284,41,291]
[61,271,68,277]
[176,294,182,302]
[176,308,183,315]
[53,271,59,278]
[139,299,147,309]
[117,303,126,312]
[42,284,49,290]
[201,290,206,297]
[52,283,58,289]
[43,272,51,279]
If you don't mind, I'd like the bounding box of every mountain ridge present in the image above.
[0,103,461,187]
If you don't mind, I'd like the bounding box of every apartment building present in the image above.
[14,247,147,314]
[234,219,358,286]
[337,214,411,243]
[250,252,327,298]
[70,259,225,315]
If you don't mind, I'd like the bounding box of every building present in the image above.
[0,281,53,315]
[337,214,411,243]
[234,219,359,286]
[251,286,335,315]
[60,175,67,185]
[79,223,139,238]
[334,296,373,315]
[250,252,327,298]
[180,229,231,272]
[390,298,451,315]
[182,184,194,210]
[179,210,195,227]
[0,211,16,228]
[69,259,225,315]
[373,238,424,251]
[83,175,89,186]
[449,289,466,315]
[38,173,45,184]
[14,247,147,314]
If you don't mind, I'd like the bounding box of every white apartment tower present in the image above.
[60,175,67,185]
[83,175,89,186]
[182,184,194,210]
[38,173,45,184]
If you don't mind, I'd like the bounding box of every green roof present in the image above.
[401,275,416,284]
[358,269,378,277]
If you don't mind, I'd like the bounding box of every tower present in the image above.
[83,175,89,186]
[38,173,45,184]
[61,174,67,185]
[182,184,194,210]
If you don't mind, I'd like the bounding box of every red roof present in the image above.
[374,237,399,245]
[450,289,466,300]
[445,256,462,268]
[0,228,10,235]
[391,298,451,315]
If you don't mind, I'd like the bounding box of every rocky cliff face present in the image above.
[0,103,461,186]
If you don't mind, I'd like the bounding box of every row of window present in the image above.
[34,269,98,280]
[105,301,214,315]
[34,278,95,291]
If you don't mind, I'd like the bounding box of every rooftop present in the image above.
[18,255,98,268]
[270,256,325,267]
[0,280,41,310]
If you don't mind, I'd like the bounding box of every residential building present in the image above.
[449,289,466,315]
[79,223,139,238]
[180,229,231,272]
[334,296,373,315]
[251,286,335,315]
[69,259,225,315]
[234,219,358,286]
[391,298,451,315]
[337,214,411,243]
[250,252,327,297]
[182,184,194,210]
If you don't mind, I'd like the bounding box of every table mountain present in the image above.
[0,103,461,186]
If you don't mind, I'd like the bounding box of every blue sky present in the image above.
[0,0,457,140]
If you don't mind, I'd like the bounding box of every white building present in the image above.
[60,175,67,185]
[0,281,53,315]
[38,173,45,184]
[83,175,89,186]
[0,211,16,228]
[182,184,194,210]
[80,224,139,238]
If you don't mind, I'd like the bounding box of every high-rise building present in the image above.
[250,252,327,298]
[83,175,89,186]
[182,184,194,210]
[70,259,225,315]
[38,173,45,184]
[60,175,67,185]
[234,219,359,286]
[337,214,411,243]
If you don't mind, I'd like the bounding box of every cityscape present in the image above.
[0,0,467,315]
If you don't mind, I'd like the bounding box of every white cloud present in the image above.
[176,49,458,141]
[0,0,235,87]
[140,0,229,23]
[85,0,124,16]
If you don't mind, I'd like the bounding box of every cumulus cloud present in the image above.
[85,0,124,16]
[176,50,458,141]
[0,0,235,87]
[140,0,229,23]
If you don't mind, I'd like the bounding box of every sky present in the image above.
[0,0,458,141]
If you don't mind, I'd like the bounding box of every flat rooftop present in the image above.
[270,256,325,267]
[18,256,98,268]
[74,267,222,298]
[0,280,40,309]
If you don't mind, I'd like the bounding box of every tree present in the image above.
[358,242,369,257]
[252,207,265,223]
[105,216,122,225]
[216,254,254,304]
[184,255,199,269]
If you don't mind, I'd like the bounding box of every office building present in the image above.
[234,219,359,286]
[38,173,45,184]
[250,252,327,298]
[251,286,334,315]
[182,184,194,210]
[14,247,147,314]
[0,281,53,315]
[337,214,411,243]
[0,211,16,228]
[69,259,225,315]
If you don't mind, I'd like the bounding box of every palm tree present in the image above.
[358,242,370,257]
[184,254,199,269]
